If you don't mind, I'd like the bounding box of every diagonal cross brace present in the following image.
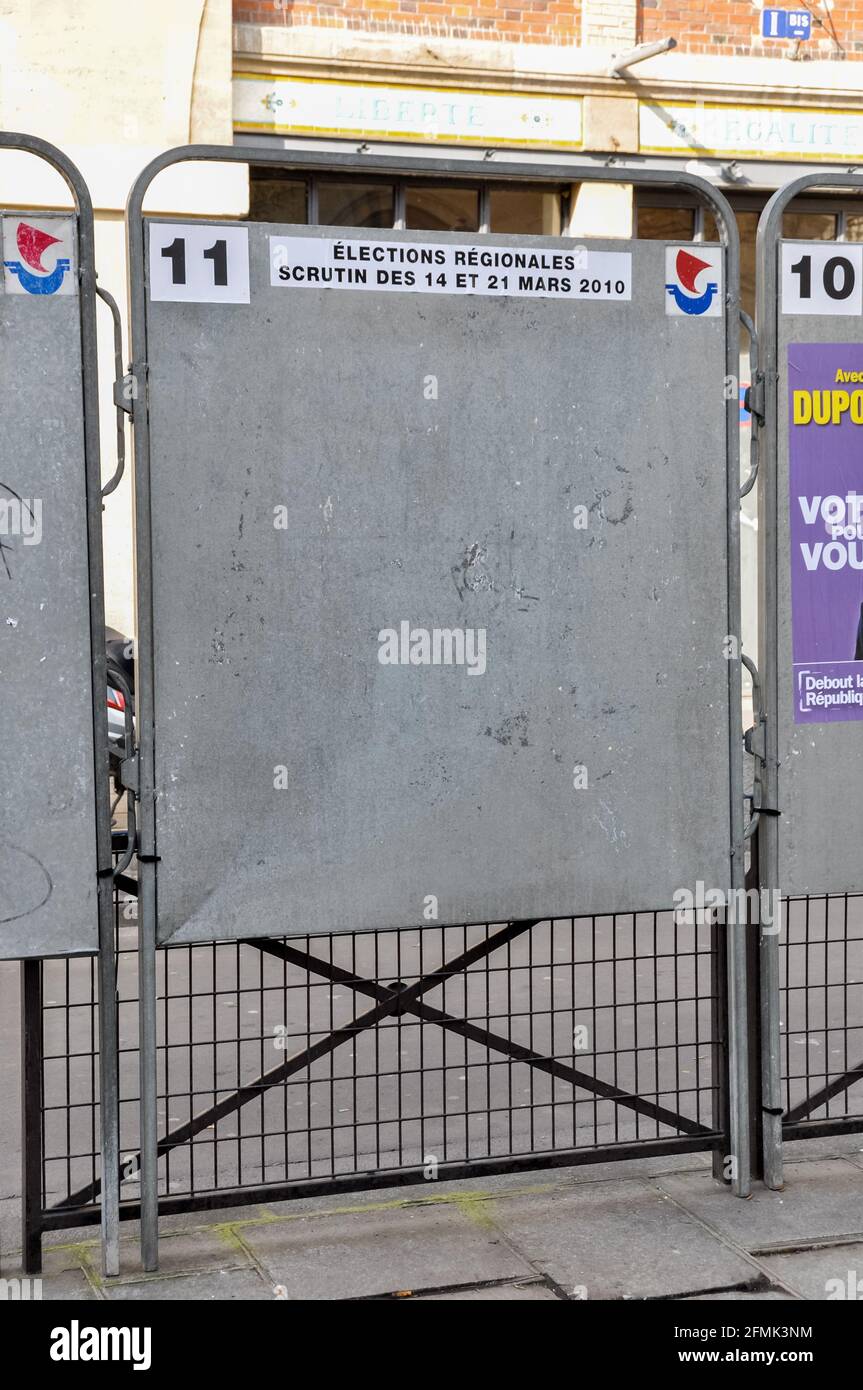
[784,1057,863,1125]
[252,938,712,1138]
[57,918,537,1210]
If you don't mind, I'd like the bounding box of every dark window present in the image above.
[318,181,394,228]
[406,185,478,232]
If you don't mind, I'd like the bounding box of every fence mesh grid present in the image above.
[781,893,863,1127]
[35,878,863,1220]
[37,876,727,1215]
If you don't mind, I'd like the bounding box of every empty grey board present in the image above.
[0,212,101,957]
[139,222,736,945]
[772,244,863,896]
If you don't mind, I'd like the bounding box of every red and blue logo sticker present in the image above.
[3,218,75,296]
[665,246,723,317]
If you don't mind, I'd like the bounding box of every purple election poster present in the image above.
[788,343,863,722]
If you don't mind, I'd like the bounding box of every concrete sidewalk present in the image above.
[5,1139,863,1302]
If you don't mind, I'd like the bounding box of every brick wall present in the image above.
[233,1,582,45]
[234,0,863,58]
[639,1,863,60]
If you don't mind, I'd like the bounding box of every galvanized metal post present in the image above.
[745,827,765,1182]
[138,883,159,1271]
[20,960,44,1276]
[76,152,121,1279]
[125,197,159,1270]
[720,207,750,1197]
[97,885,120,1276]
[756,183,785,1192]
[0,133,119,1276]
[123,331,159,1271]
[710,911,731,1183]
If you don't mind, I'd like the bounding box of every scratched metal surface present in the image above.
[0,215,99,957]
[142,227,733,944]
[776,276,863,896]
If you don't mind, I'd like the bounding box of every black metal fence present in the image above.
[22,841,731,1267]
[21,838,863,1271]
[780,891,863,1142]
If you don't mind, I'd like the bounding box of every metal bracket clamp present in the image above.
[120,751,139,796]
[106,662,138,876]
[742,652,767,840]
[744,717,765,765]
[744,373,765,428]
[740,310,763,500]
[96,283,130,496]
[113,372,136,418]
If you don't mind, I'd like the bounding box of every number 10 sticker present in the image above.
[781,241,863,316]
[148,223,250,304]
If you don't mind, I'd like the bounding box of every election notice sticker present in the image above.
[269,235,632,301]
[149,224,250,304]
[788,342,863,722]
[781,242,863,316]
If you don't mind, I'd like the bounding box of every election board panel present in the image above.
[776,240,863,896]
[0,212,101,957]
[140,223,736,944]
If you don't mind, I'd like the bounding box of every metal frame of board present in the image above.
[756,171,863,1191]
[127,145,746,1271]
[0,132,117,1276]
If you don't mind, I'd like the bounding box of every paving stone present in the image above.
[256,1180,555,1222]
[242,1203,534,1300]
[88,1231,249,1285]
[757,1242,863,1301]
[39,1269,99,1300]
[249,1156,712,1228]
[655,1161,863,1248]
[411,1280,559,1301]
[790,1136,863,1164]
[487,1180,757,1300]
[27,1244,84,1276]
[681,1289,796,1301]
[0,1195,22,1263]
[105,1268,274,1301]
[109,1229,251,1280]
[7,1151,863,1303]
[557,1153,713,1185]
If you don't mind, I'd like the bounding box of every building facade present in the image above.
[5,1,863,632]
[233,0,863,311]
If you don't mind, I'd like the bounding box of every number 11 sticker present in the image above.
[148,223,250,304]
[781,242,863,316]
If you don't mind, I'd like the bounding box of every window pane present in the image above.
[248,177,306,224]
[318,182,394,228]
[783,212,837,240]
[843,211,863,240]
[736,211,759,324]
[406,185,478,232]
[637,207,694,240]
[489,188,561,235]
